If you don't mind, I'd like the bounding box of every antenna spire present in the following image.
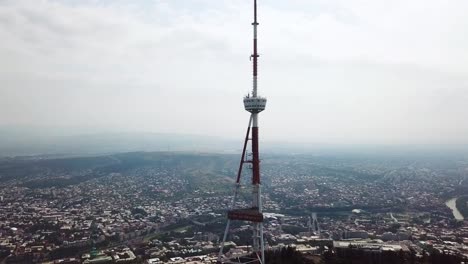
[252,0,259,97]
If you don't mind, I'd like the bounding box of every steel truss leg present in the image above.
[218,219,231,262]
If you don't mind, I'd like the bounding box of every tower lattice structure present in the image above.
[217,0,267,263]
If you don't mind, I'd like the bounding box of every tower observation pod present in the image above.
[243,97,267,113]
[218,0,267,263]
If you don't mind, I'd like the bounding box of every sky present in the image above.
[1,0,468,145]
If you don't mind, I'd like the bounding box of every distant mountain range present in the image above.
[0,129,240,157]
[1,126,468,158]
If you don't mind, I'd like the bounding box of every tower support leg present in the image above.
[218,219,231,262]
[260,223,265,264]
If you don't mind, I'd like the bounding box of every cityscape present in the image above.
[0,151,467,263]
[1,0,468,263]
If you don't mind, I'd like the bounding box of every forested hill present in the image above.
[0,152,238,187]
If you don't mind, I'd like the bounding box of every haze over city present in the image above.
[1,1,468,264]
[2,0,468,147]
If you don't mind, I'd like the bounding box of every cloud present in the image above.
[0,0,468,145]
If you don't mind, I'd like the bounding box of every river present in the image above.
[445,198,464,221]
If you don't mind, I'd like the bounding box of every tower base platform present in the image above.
[227,208,264,223]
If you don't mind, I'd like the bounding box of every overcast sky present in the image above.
[1,0,468,145]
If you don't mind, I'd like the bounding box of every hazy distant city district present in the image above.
[0,151,467,263]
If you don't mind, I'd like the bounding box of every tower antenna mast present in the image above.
[218,0,267,263]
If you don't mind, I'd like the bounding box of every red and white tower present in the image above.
[218,0,267,263]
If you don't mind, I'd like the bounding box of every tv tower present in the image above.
[218,0,267,263]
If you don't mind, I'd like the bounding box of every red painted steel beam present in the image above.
[236,118,252,183]
[251,127,260,184]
